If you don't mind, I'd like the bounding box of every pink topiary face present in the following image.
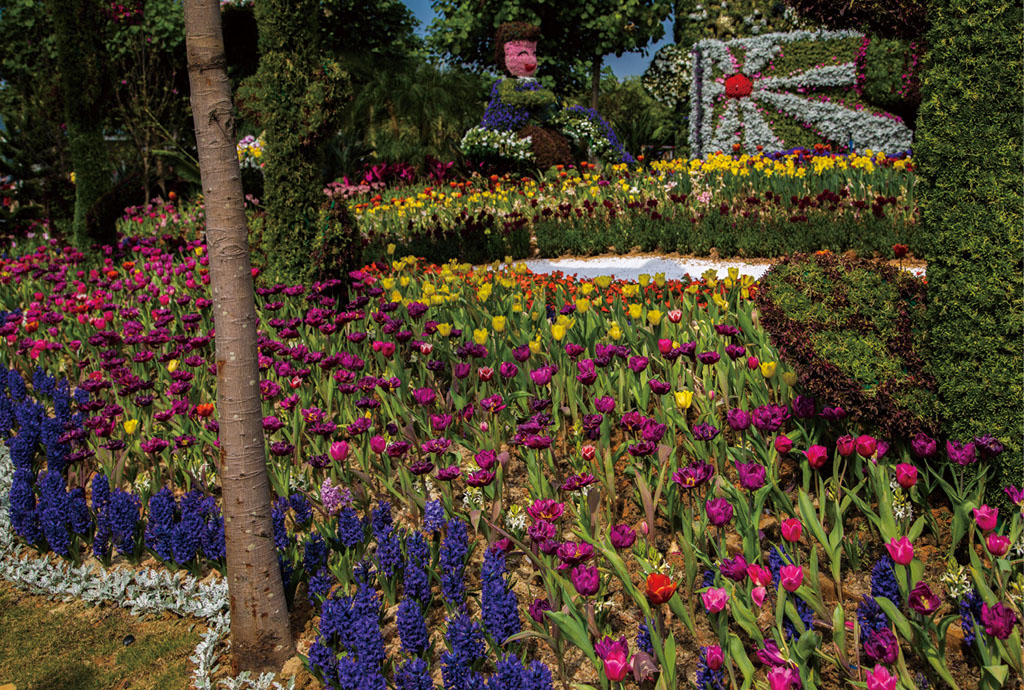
[504,40,537,77]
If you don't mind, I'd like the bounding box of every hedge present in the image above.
[916,0,1023,506]
[755,252,938,441]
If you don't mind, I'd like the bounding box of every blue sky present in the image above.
[401,0,672,79]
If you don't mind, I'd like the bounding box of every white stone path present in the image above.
[523,255,926,281]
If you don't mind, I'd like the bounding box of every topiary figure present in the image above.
[460,23,634,172]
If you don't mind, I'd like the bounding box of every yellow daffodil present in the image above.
[647,310,663,326]
[760,361,778,379]
[674,391,693,409]
[492,316,506,332]
[123,419,139,435]
[473,328,488,345]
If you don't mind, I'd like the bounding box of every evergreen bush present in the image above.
[916,0,1023,504]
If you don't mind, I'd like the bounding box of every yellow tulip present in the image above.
[512,301,523,313]
[436,323,452,337]
[782,371,798,386]
[575,298,591,314]
[685,284,700,294]
[712,293,729,311]
[529,339,542,354]
[386,243,396,256]
[492,316,506,333]
[628,304,642,320]
[608,323,623,341]
[167,359,179,373]
[430,295,445,306]
[723,277,734,290]
[551,324,566,341]
[473,328,488,345]
[595,276,612,289]
[760,361,778,379]
[422,282,435,296]
[390,290,403,303]
[123,419,139,435]
[478,286,492,303]
[380,278,394,290]
[622,284,639,298]
[580,283,594,296]
[654,273,666,288]
[728,267,739,282]
[674,391,693,409]
[647,310,663,326]
[638,273,651,287]
[399,276,411,287]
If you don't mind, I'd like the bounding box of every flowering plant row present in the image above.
[0,230,1020,689]
[344,149,915,262]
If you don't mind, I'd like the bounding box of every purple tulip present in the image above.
[697,351,720,366]
[564,343,585,358]
[412,387,436,406]
[946,440,977,466]
[725,343,746,360]
[910,432,937,458]
[594,395,616,413]
[512,344,530,362]
[820,405,846,421]
[499,361,519,379]
[981,602,1019,639]
[726,408,751,431]
[791,395,816,418]
[736,461,766,491]
[863,628,899,664]
[974,434,1005,459]
[628,356,648,373]
[561,473,597,492]
[453,362,471,379]
[571,564,600,596]
[705,498,734,526]
[648,379,671,395]
[672,463,714,489]
[576,359,597,385]
[908,581,941,615]
[436,465,461,481]
[719,553,748,581]
[692,423,720,442]
[641,421,667,443]
[529,597,552,623]
[609,524,636,549]
[752,404,790,432]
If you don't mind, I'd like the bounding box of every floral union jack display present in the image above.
[688,30,914,157]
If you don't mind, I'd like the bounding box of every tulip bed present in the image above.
[0,225,1021,690]
[345,150,918,264]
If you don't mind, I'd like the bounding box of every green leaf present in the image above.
[729,634,755,690]
[546,610,597,666]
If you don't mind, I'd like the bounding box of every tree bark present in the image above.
[182,0,295,671]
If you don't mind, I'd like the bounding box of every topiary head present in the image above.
[494,22,541,77]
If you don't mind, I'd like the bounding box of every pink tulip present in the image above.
[329,441,349,462]
[894,463,918,489]
[702,587,730,613]
[974,505,998,532]
[602,654,630,682]
[751,586,767,607]
[746,564,772,587]
[885,536,914,565]
[865,665,898,690]
[370,435,387,454]
[667,309,682,323]
[855,435,877,458]
[987,533,1010,557]
[804,445,828,469]
[781,518,802,543]
[705,645,724,670]
[780,565,804,592]
[774,435,793,454]
[836,434,855,457]
[766,666,800,690]
[747,356,760,370]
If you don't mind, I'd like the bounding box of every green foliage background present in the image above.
[916,0,1024,505]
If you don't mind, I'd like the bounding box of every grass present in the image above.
[0,582,200,690]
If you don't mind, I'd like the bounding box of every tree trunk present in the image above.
[182,0,295,671]
[591,54,602,111]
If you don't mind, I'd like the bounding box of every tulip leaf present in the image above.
[875,596,914,641]
[730,595,764,644]
[982,666,1009,686]
[729,634,755,689]
[545,610,597,667]
[798,491,830,552]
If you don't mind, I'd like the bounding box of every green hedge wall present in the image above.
[916,0,1023,505]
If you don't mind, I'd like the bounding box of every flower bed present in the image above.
[0,232,1021,689]
[345,150,916,263]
